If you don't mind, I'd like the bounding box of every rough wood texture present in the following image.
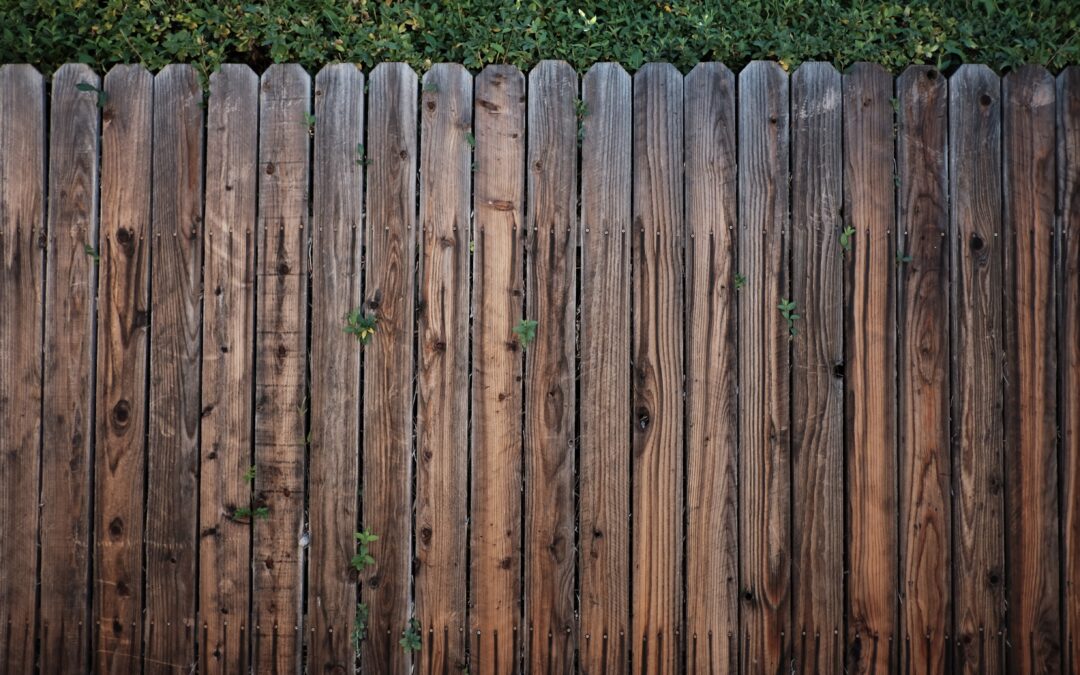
[1061,65,1080,675]
[362,62,417,675]
[790,61,844,674]
[737,60,791,675]
[470,64,526,675]
[95,64,153,675]
[199,64,258,675]
[0,64,45,675]
[308,63,364,675]
[253,63,309,675]
[145,64,204,674]
[949,64,1005,674]
[416,62,472,675]
[896,65,951,674]
[524,59,578,675]
[843,62,898,674]
[578,62,632,675]
[683,61,738,675]
[1002,65,1060,673]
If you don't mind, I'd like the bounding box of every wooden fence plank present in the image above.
[524,59,578,675]
[307,63,364,675]
[949,64,1005,674]
[362,62,417,675]
[737,60,791,675]
[416,62,472,675]
[1061,64,1080,675]
[1002,65,1060,673]
[790,61,844,674]
[843,62,898,674]
[683,61,738,675]
[199,63,258,675]
[145,64,204,674]
[896,65,951,674]
[0,64,45,675]
[253,63,310,675]
[470,64,526,675]
[95,64,154,675]
[578,62,632,675]
[631,62,684,675]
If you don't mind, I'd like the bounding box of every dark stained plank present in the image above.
[896,65,951,674]
[1002,65,1060,673]
[578,62,632,675]
[94,64,154,675]
[145,64,204,674]
[843,62,898,674]
[790,61,844,674]
[416,62,472,675]
[253,63,310,675]
[469,64,526,675]
[361,62,417,675]
[524,59,578,675]
[949,64,1005,674]
[683,61,738,675]
[1061,64,1080,675]
[199,64,258,675]
[631,62,684,675]
[737,60,791,675]
[0,64,45,675]
[308,63,364,675]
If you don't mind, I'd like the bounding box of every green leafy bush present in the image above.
[1,0,1077,78]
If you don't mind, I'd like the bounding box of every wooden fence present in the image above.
[0,59,1077,674]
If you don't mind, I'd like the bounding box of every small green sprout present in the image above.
[344,308,378,344]
[399,617,421,653]
[512,319,538,349]
[352,528,378,572]
[356,143,370,166]
[76,81,107,108]
[778,298,800,337]
[733,273,746,290]
[839,225,856,254]
[351,603,369,651]
[84,244,100,264]
[243,465,256,484]
[303,111,316,134]
[465,132,476,148]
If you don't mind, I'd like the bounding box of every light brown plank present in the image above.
[790,61,844,674]
[1002,65,1060,673]
[307,63,364,675]
[145,64,204,674]
[843,62,898,674]
[95,64,153,675]
[416,62,472,675]
[524,59,578,675]
[470,64,526,675]
[0,63,45,675]
[737,60,791,674]
[683,61,738,675]
[631,62,684,674]
[361,62,417,675]
[253,63,310,675]
[578,62,632,675]
[199,63,258,675]
[949,64,1005,674]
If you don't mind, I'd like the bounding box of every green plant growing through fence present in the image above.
[84,244,100,264]
[344,308,378,344]
[839,225,856,255]
[232,505,269,522]
[303,111,316,135]
[423,80,438,93]
[734,273,746,290]
[351,602,369,652]
[778,298,800,337]
[400,617,421,653]
[76,82,107,108]
[896,250,913,265]
[513,319,538,349]
[352,528,378,573]
[243,465,256,484]
[356,143,370,166]
[575,97,589,141]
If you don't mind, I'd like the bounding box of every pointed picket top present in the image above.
[792,61,841,122]
[740,59,788,85]
[897,64,945,95]
[1003,64,1055,112]
[423,62,470,92]
[685,61,734,88]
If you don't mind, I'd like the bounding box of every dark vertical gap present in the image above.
[356,69,370,674]
[463,68,476,674]
[626,69,636,675]
[890,72,901,669]
[678,69,689,674]
[247,71,262,675]
[518,67,530,675]
[409,67,422,671]
[839,68,851,675]
[894,71,906,673]
[1054,72,1067,675]
[946,71,958,674]
[784,67,795,672]
[995,77,1008,666]
[571,70,583,675]
[299,70,315,671]
[192,75,209,672]
[140,71,157,675]
[732,69,742,675]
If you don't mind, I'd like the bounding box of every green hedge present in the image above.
[2,0,1078,78]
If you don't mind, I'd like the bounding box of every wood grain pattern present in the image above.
[683,61,738,675]
[416,62,472,675]
[896,65,951,675]
[145,64,204,674]
[308,63,363,675]
[253,63,309,675]
[361,62,417,675]
[1002,65,1060,674]
[95,64,153,675]
[1060,65,1080,675]
[470,64,526,675]
[949,64,1005,674]
[0,64,45,675]
[843,62,898,674]
[199,64,258,675]
[631,62,684,675]
[790,61,844,674]
[578,62,632,675]
[737,60,791,675]
[524,59,578,675]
